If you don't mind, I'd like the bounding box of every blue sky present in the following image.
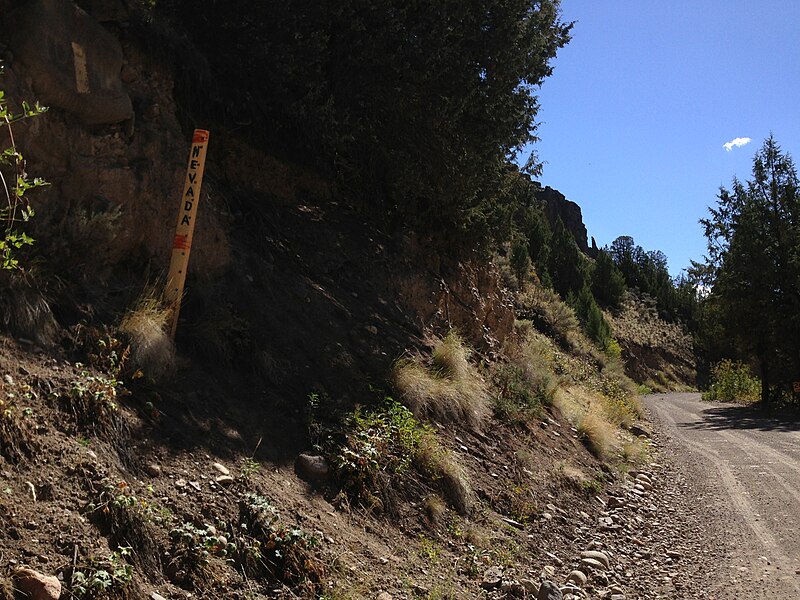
[521,0,800,276]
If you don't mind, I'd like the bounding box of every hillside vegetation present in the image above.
[0,1,704,599]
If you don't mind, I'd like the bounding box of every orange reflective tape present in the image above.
[173,234,191,250]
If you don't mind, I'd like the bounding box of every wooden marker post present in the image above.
[166,129,210,338]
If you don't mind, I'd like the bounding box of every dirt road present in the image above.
[646,393,800,598]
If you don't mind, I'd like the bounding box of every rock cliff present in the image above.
[533,182,594,256]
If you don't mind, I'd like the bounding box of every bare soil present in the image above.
[0,331,622,599]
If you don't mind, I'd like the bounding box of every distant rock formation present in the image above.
[533,183,595,257]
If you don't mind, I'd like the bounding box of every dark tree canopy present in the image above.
[155,1,571,242]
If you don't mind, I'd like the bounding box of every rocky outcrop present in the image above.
[533,183,592,256]
[4,0,133,126]
[394,238,515,352]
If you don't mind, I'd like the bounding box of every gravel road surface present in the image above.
[646,393,800,599]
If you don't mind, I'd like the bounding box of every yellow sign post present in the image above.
[165,129,210,338]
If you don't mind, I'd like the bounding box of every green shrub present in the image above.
[492,361,556,424]
[568,285,612,349]
[509,235,531,289]
[605,338,622,360]
[702,359,760,403]
[329,400,424,507]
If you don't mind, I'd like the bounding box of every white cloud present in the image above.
[723,137,752,151]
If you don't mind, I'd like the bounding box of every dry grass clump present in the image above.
[554,387,619,459]
[423,494,448,526]
[393,332,488,427]
[620,438,651,466]
[493,326,561,423]
[517,286,582,350]
[119,292,175,381]
[553,462,603,495]
[553,387,591,424]
[0,575,12,600]
[576,411,616,459]
[0,271,59,346]
[431,331,473,380]
[416,432,473,515]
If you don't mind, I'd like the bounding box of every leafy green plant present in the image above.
[63,372,125,437]
[233,493,324,592]
[166,521,233,588]
[605,338,622,360]
[417,535,440,561]
[88,479,163,574]
[239,456,261,482]
[581,478,603,495]
[69,547,134,599]
[329,400,424,507]
[702,359,760,403]
[0,73,48,270]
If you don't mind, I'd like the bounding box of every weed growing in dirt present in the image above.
[581,478,603,495]
[63,371,125,438]
[502,482,539,524]
[0,382,36,463]
[417,535,441,561]
[166,521,233,589]
[69,547,134,599]
[233,493,324,594]
[239,456,261,483]
[88,480,161,574]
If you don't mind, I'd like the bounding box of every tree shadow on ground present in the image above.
[682,403,800,433]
